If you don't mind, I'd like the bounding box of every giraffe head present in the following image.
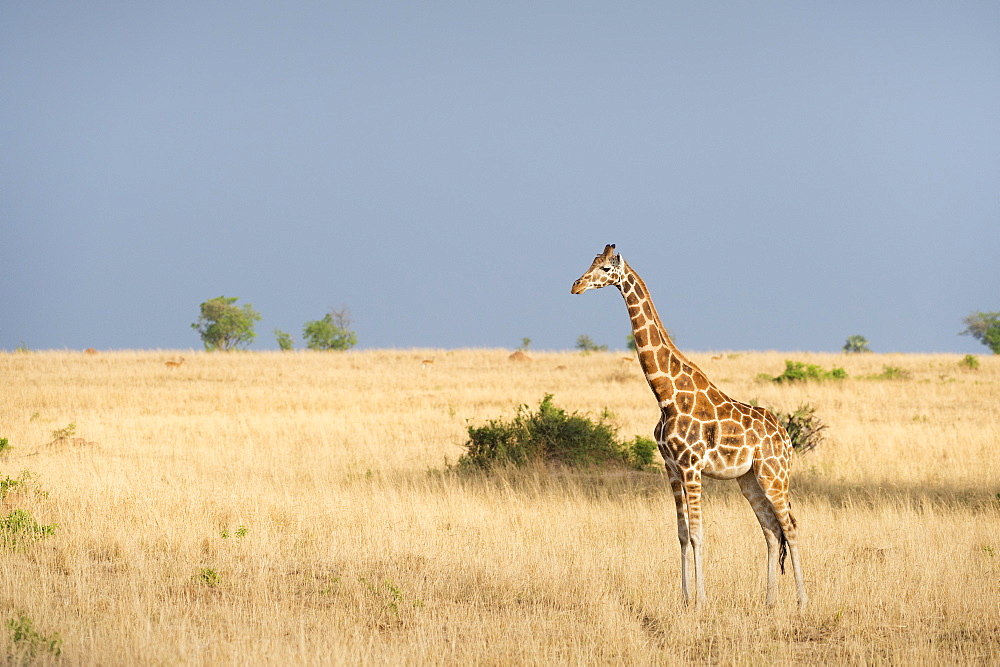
[571,244,624,294]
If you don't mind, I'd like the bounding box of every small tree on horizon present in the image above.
[274,329,294,351]
[960,311,1000,354]
[303,307,357,351]
[843,334,871,353]
[191,296,261,351]
[576,334,608,353]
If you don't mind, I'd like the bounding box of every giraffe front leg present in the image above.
[683,470,707,606]
[666,469,692,605]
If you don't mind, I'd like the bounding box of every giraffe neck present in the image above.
[618,261,709,405]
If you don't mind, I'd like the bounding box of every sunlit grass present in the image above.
[0,349,997,663]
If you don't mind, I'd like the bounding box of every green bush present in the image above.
[50,423,76,444]
[195,567,220,587]
[0,471,47,507]
[960,354,979,370]
[0,472,28,502]
[0,509,56,548]
[624,435,658,467]
[458,394,654,470]
[871,365,911,380]
[7,614,62,661]
[769,360,847,383]
[771,404,828,453]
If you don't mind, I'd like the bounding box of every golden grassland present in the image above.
[0,348,998,664]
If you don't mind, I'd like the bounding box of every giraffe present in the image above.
[572,244,807,608]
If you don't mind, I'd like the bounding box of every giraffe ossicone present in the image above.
[573,243,808,608]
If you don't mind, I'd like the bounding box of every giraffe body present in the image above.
[572,244,807,608]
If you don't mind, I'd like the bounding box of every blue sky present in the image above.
[2,2,998,353]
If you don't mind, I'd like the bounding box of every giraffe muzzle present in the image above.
[571,280,588,295]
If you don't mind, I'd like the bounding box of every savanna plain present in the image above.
[1,349,998,665]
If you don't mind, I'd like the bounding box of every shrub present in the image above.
[458,394,653,470]
[771,404,828,453]
[624,435,658,467]
[195,567,220,587]
[0,509,56,548]
[871,365,911,380]
[960,354,979,370]
[50,423,76,444]
[7,614,62,661]
[0,471,28,501]
[0,475,20,501]
[221,525,248,539]
[769,360,847,383]
[0,471,46,504]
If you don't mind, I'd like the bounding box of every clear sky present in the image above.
[2,2,998,353]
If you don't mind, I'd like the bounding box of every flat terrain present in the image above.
[1,349,998,664]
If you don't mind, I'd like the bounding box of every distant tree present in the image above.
[576,334,608,353]
[191,296,261,351]
[303,307,357,351]
[960,311,1000,354]
[274,329,294,351]
[843,335,871,354]
[518,337,532,352]
[626,333,637,352]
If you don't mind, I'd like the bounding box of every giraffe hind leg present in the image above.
[749,471,809,609]
[737,472,782,606]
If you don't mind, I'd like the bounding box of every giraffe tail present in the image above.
[778,532,788,575]
[778,511,797,575]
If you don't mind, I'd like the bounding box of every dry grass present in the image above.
[1,348,998,664]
